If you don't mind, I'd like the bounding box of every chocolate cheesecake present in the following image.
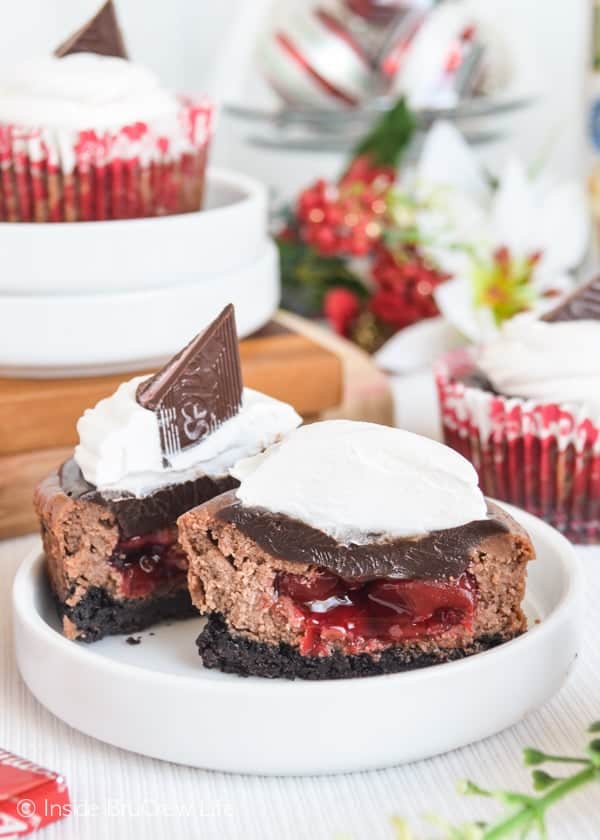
[178,421,535,680]
[34,305,301,642]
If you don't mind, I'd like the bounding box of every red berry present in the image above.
[368,246,450,330]
[324,204,344,226]
[324,287,361,336]
[349,234,371,256]
[313,226,339,255]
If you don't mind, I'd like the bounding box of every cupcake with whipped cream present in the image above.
[436,277,600,542]
[34,305,301,641]
[0,1,212,222]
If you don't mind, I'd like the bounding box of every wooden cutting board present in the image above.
[0,318,343,538]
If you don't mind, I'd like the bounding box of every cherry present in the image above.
[109,527,188,599]
[276,570,476,656]
[278,570,346,603]
[368,578,474,623]
[116,527,176,553]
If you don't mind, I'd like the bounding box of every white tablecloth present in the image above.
[1,534,599,840]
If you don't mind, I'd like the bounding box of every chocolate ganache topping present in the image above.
[213,492,510,581]
[60,458,237,538]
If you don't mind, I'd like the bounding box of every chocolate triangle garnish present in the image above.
[55,0,128,60]
[541,276,600,323]
[136,305,243,461]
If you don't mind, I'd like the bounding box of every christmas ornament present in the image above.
[258,1,486,111]
[259,4,376,108]
[389,3,486,107]
[334,0,431,68]
[376,0,437,82]
[345,0,405,24]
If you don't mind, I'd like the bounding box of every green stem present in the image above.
[537,756,590,766]
[482,766,599,840]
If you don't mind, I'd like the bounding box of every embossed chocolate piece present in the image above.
[136,305,243,461]
[55,0,128,60]
[542,276,600,323]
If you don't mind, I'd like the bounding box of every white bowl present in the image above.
[0,240,279,378]
[13,504,582,775]
[0,167,267,295]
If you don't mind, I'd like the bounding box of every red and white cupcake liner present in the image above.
[435,348,600,544]
[0,97,213,222]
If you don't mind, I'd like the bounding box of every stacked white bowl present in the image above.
[0,167,278,378]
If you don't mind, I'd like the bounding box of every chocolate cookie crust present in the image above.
[58,587,196,644]
[198,614,514,680]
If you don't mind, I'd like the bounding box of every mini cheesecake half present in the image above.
[35,464,236,642]
[34,305,300,642]
[177,421,535,680]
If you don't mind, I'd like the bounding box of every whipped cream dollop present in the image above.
[74,377,302,497]
[0,54,178,129]
[478,313,600,414]
[231,420,487,542]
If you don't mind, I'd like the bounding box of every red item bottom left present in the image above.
[0,750,70,836]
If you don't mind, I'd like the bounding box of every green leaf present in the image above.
[532,770,561,792]
[276,235,367,317]
[586,740,600,766]
[587,721,600,733]
[494,792,535,808]
[523,748,548,767]
[458,780,492,798]
[352,98,415,169]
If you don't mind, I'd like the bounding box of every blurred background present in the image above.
[0,0,595,535]
[1,0,589,185]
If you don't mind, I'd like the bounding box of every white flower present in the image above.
[377,121,589,371]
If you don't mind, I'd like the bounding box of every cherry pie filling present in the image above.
[277,569,476,656]
[109,526,188,599]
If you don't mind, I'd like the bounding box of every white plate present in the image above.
[13,504,582,776]
[0,168,267,295]
[0,240,279,378]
